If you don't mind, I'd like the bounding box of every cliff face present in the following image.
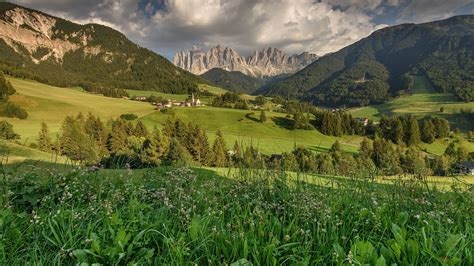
[173,45,318,77]
[0,2,205,93]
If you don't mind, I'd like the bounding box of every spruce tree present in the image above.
[233,140,242,164]
[211,130,227,167]
[259,110,267,123]
[421,120,435,143]
[85,114,109,157]
[143,127,169,166]
[60,116,97,163]
[392,118,404,144]
[108,119,129,154]
[444,142,456,159]
[372,138,402,175]
[0,120,19,140]
[282,153,299,171]
[0,72,15,101]
[166,137,192,165]
[37,122,52,152]
[401,147,429,176]
[405,116,420,146]
[134,120,149,137]
[359,138,373,159]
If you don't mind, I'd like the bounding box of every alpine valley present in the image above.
[1,2,474,265]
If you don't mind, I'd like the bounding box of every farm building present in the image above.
[456,162,474,175]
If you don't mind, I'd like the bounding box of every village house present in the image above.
[456,162,474,176]
[134,96,147,101]
[356,117,369,126]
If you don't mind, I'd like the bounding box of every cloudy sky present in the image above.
[11,0,474,58]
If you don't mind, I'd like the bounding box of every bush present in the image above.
[0,120,19,139]
[120,113,138,120]
[0,101,28,119]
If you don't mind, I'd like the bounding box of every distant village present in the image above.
[131,93,203,110]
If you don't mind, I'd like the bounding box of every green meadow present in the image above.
[2,76,473,159]
[140,106,364,155]
[1,165,472,264]
[5,77,154,143]
[0,140,67,163]
[350,76,474,130]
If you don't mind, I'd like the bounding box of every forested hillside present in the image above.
[200,68,265,93]
[261,15,474,106]
[0,2,205,93]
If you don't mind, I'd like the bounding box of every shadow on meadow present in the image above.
[271,116,294,130]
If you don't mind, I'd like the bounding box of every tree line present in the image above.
[0,72,28,119]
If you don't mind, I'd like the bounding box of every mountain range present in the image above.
[260,15,474,106]
[0,2,204,94]
[173,45,318,77]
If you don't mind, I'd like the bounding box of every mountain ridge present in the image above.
[0,2,205,94]
[260,14,474,106]
[173,45,318,77]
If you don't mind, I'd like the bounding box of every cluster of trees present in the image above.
[211,92,249,110]
[0,120,19,140]
[31,112,473,177]
[378,115,449,145]
[0,72,27,119]
[275,138,473,177]
[37,113,233,168]
[81,83,129,98]
[313,110,367,136]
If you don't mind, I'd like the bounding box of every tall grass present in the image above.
[0,165,472,264]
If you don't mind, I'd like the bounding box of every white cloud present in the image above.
[9,0,473,58]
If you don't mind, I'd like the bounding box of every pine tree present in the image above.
[166,137,192,165]
[456,146,469,162]
[84,114,109,158]
[392,118,404,144]
[60,116,97,163]
[134,120,149,137]
[444,142,457,159]
[143,127,169,166]
[37,122,52,152]
[259,110,267,123]
[108,119,129,154]
[0,72,15,101]
[330,140,341,154]
[359,138,373,159]
[282,153,299,171]
[186,124,209,165]
[432,155,450,176]
[0,120,19,140]
[232,140,242,164]
[211,130,227,167]
[401,147,429,176]
[421,119,435,143]
[405,116,420,146]
[372,137,402,175]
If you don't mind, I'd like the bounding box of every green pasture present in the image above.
[350,76,474,130]
[139,106,363,155]
[5,77,154,143]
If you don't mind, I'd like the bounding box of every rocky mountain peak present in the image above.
[173,45,318,77]
[0,5,99,64]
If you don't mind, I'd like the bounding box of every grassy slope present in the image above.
[350,76,474,154]
[350,76,474,123]
[6,77,155,143]
[3,77,472,159]
[140,106,363,155]
[0,140,67,163]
